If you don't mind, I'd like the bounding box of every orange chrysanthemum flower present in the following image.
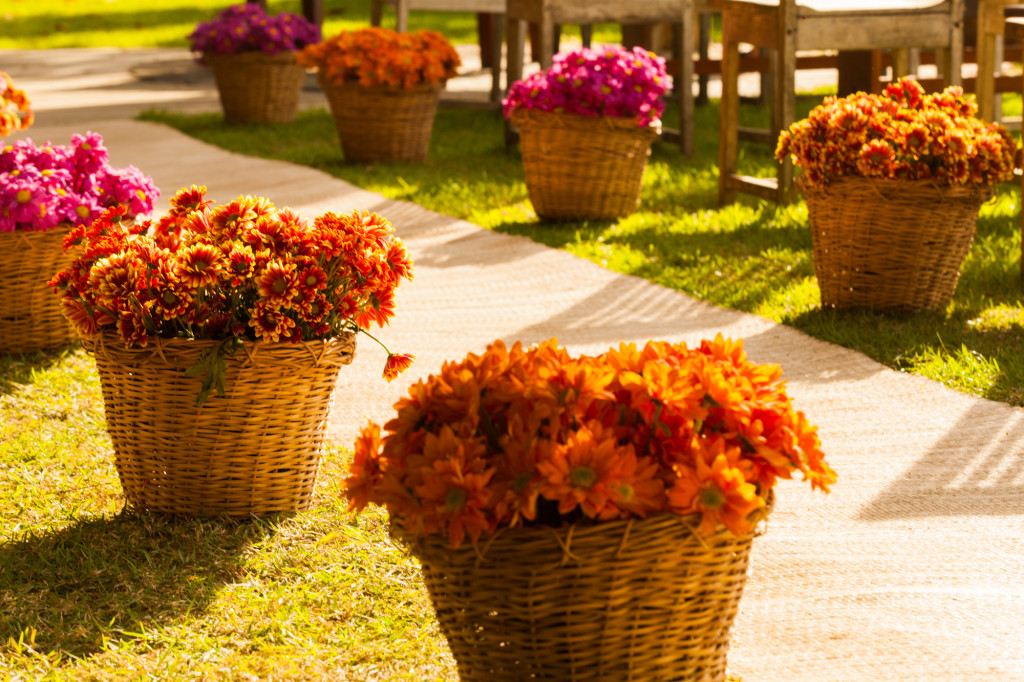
[299,27,461,89]
[178,242,223,288]
[346,422,384,512]
[383,352,415,382]
[668,437,765,537]
[347,336,831,549]
[256,259,298,307]
[248,301,296,343]
[777,77,1019,187]
[52,186,414,395]
[537,421,636,520]
[413,428,495,548]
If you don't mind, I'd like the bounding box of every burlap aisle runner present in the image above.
[23,120,1024,681]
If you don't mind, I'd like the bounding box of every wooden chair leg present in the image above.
[679,0,695,156]
[718,37,740,206]
[490,12,504,103]
[395,0,409,32]
[505,17,526,151]
[697,12,712,106]
[777,0,797,204]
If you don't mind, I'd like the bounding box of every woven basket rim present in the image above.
[396,498,772,564]
[512,107,662,138]
[796,173,996,201]
[204,50,301,65]
[0,224,71,245]
[83,331,356,369]
[316,77,445,94]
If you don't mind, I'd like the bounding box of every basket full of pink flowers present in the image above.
[503,45,672,221]
[0,132,158,353]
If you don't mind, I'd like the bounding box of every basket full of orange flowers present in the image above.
[50,186,415,516]
[299,27,460,162]
[777,77,1020,311]
[347,336,834,681]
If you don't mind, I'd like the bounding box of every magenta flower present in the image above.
[1,170,59,230]
[0,133,159,233]
[189,4,321,59]
[503,46,671,127]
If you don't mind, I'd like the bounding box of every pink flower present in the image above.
[0,133,158,232]
[503,46,671,127]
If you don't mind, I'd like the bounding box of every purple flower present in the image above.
[189,3,321,58]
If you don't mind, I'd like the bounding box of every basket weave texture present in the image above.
[84,333,355,516]
[207,51,307,124]
[402,509,764,681]
[513,109,659,221]
[320,79,442,162]
[0,228,75,354]
[799,175,991,311]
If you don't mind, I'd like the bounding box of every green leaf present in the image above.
[184,337,242,408]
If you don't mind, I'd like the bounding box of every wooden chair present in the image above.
[971,0,1024,123]
[711,0,965,205]
[505,0,713,156]
[370,0,506,104]
[1005,16,1024,276]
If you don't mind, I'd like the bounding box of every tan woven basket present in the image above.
[401,507,767,681]
[207,51,307,124]
[799,175,992,311]
[0,228,76,354]
[84,332,355,516]
[319,79,443,162]
[512,109,660,221]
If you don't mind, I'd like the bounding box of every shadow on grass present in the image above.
[0,511,271,659]
[0,345,81,396]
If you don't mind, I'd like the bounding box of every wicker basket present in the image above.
[207,51,307,124]
[799,175,992,311]
[0,228,76,354]
[512,109,660,221]
[84,332,355,516]
[401,508,767,681]
[319,79,443,162]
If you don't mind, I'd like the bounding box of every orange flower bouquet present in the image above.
[347,336,833,679]
[51,185,414,404]
[47,186,416,516]
[349,335,832,547]
[299,26,460,89]
[775,78,1021,311]
[776,77,1018,188]
[1,71,33,137]
[298,27,461,162]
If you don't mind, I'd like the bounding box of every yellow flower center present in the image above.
[15,189,31,204]
[75,205,90,219]
[570,466,597,489]
[444,487,467,511]
[698,484,726,511]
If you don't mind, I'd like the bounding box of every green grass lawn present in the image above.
[140,98,1024,408]
[0,0,621,49]
[0,350,457,680]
